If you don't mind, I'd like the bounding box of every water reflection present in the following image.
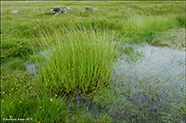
[114,43,185,84]
[108,43,185,121]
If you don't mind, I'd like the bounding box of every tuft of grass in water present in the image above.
[118,45,135,55]
[126,30,156,44]
[33,26,119,96]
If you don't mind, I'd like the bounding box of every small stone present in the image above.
[82,10,85,12]
[85,6,93,11]
[94,8,98,11]
[11,10,19,14]
[55,13,59,16]
[64,9,67,13]
[66,7,73,11]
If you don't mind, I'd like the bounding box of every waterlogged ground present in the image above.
[25,44,185,122]
[62,43,185,122]
[153,28,185,51]
[49,42,185,122]
[110,43,185,120]
[24,29,185,122]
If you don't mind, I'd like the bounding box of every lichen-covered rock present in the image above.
[85,6,93,11]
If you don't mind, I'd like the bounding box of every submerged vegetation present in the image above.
[1,1,186,122]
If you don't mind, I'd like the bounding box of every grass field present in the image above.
[1,1,186,122]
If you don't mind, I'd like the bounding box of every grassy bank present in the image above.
[1,1,185,36]
[1,1,186,122]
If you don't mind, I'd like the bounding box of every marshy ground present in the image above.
[1,1,186,122]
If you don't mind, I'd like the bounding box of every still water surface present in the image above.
[114,43,185,88]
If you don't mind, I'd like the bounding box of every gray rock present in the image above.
[66,7,73,11]
[85,6,93,11]
[82,10,85,12]
[64,9,67,13]
[94,8,98,11]
[51,6,64,13]
[55,13,59,16]
[11,10,19,14]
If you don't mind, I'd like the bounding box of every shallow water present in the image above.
[108,43,185,121]
[24,62,37,74]
[63,43,185,121]
[24,50,50,74]
[114,43,185,86]
[25,42,185,121]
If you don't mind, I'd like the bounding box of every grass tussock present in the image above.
[34,27,119,95]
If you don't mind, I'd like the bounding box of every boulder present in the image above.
[85,6,93,11]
